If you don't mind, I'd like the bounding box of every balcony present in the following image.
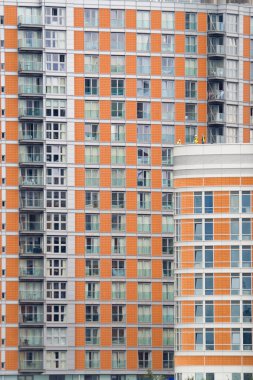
[208,44,225,56]
[19,125,43,141]
[20,240,43,256]
[19,266,44,279]
[19,152,43,165]
[208,89,225,102]
[18,38,43,50]
[20,214,44,233]
[20,193,44,210]
[208,111,224,124]
[19,107,43,119]
[19,353,43,372]
[208,66,225,79]
[20,175,43,187]
[18,15,42,28]
[208,22,224,34]
[19,290,43,302]
[19,84,43,97]
[19,330,43,348]
[19,60,43,73]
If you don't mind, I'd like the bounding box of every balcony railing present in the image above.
[19,313,43,324]
[19,267,44,277]
[19,335,43,347]
[18,15,42,26]
[208,66,224,78]
[20,176,43,186]
[208,44,225,55]
[19,129,43,141]
[208,90,224,101]
[20,197,44,209]
[19,84,43,95]
[19,359,43,371]
[18,38,43,49]
[208,22,224,32]
[19,153,43,164]
[19,290,43,301]
[19,61,43,72]
[20,243,43,255]
[19,107,43,118]
[208,112,224,123]
[20,221,43,233]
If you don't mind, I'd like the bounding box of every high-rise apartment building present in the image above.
[0,1,252,380]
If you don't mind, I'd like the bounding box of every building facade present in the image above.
[0,0,252,380]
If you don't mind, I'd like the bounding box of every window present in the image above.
[137,79,150,97]
[137,11,150,29]
[85,9,98,27]
[85,124,99,141]
[186,36,197,53]
[111,79,124,96]
[231,219,239,240]
[86,282,99,300]
[111,124,125,143]
[137,34,150,52]
[163,238,173,255]
[45,30,65,49]
[86,191,99,209]
[46,328,67,346]
[46,122,66,139]
[185,81,197,99]
[163,306,174,324]
[111,56,125,74]
[86,351,100,369]
[138,192,151,210]
[162,80,174,98]
[46,236,66,254]
[163,283,173,301]
[46,351,66,370]
[137,102,150,119]
[231,246,239,268]
[162,125,174,144]
[243,274,251,295]
[205,192,213,213]
[47,305,66,322]
[162,12,174,30]
[47,282,66,299]
[112,328,125,345]
[230,191,239,213]
[111,33,125,51]
[163,260,173,278]
[138,351,151,369]
[195,329,203,350]
[185,104,196,121]
[226,82,238,102]
[243,329,252,351]
[138,283,151,301]
[112,169,125,187]
[137,124,150,143]
[195,302,203,323]
[162,35,174,53]
[138,238,151,256]
[138,260,151,278]
[138,169,151,187]
[205,247,213,268]
[112,260,125,277]
[85,32,99,51]
[47,259,66,277]
[85,78,99,96]
[185,59,197,76]
[112,214,125,232]
[231,301,240,322]
[86,214,99,232]
[112,237,125,255]
[112,305,125,322]
[185,13,197,31]
[227,60,238,78]
[231,274,240,295]
[112,282,126,300]
[162,170,173,188]
[85,55,99,74]
[86,237,99,255]
[112,101,125,119]
[137,57,150,75]
[137,215,151,234]
[227,105,238,124]
[86,328,100,345]
[112,192,125,209]
[163,351,173,369]
[47,191,66,208]
[112,351,126,369]
[195,275,203,295]
[242,219,251,240]
[85,101,99,119]
[111,10,124,28]
[46,77,66,95]
[86,169,99,187]
[162,215,174,234]
[186,126,197,144]
[46,213,66,231]
[85,146,99,164]
[162,57,174,76]
[227,37,238,55]
[86,305,99,322]
[162,193,173,211]
[45,7,65,26]
[242,191,251,213]
[46,100,66,117]
[243,301,252,322]
[242,246,251,268]
[138,147,150,165]
[206,329,214,350]
[205,274,213,295]
[46,145,66,163]
[111,147,125,165]
[163,103,174,121]
[205,219,213,241]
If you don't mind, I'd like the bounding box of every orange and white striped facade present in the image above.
[0,1,252,380]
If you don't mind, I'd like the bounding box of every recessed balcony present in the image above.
[20,213,44,233]
[19,84,43,97]
[18,38,43,51]
[18,14,42,29]
[19,60,43,74]
[19,351,43,372]
[19,329,43,348]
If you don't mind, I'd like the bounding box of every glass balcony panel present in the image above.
[19,61,43,72]
[18,38,43,49]
[20,215,43,232]
[19,290,43,301]
[20,237,43,255]
[19,152,43,163]
[19,312,43,324]
[18,14,42,25]
[20,194,43,209]
[19,84,43,95]
[19,124,43,140]
[19,266,43,277]
[19,353,43,371]
[19,330,43,347]
[19,107,43,118]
